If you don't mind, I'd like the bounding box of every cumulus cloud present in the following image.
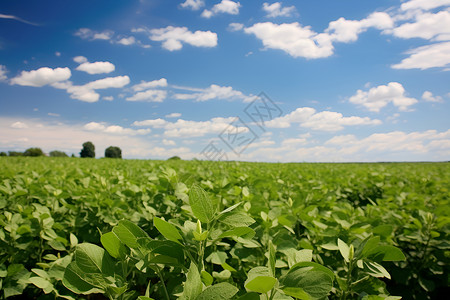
[10,67,71,87]
[163,139,176,146]
[52,76,130,103]
[75,28,114,40]
[116,36,136,46]
[388,10,450,41]
[263,2,297,18]
[131,78,168,92]
[244,12,393,59]
[180,0,205,10]
[202,0,241,18]
[422,91,444,102]
[266,107,381,131]
[132,116,246,138]
[349,82,418,112]
[148,26,218,50]
[11,121,28,129]
[174,84,256,102]
[401,0,450,11]
[228,23,244,31]
[391,41,450,69]
[76,61,115,74]
[166,112,182,118]
[126,90,167,102]
[0,65,7,81]
[84,122,150,136]
[73,56,88,64]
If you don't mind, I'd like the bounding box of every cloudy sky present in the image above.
[0,0,449,161]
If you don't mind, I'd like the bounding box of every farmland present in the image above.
[0,157,448,299]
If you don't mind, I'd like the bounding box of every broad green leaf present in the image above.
[189,185,216,223]
[244,267,277,294]
[28,277,54,294]
[236,292,260,300]
[101,232,128,260]
[153,217,183,243]
[363,261,391,279]
[281,268,333,300]
[289,262,335,280]
[181,262,202,300]
[338,238,350,263]
[219,227,255,239]
[73,243,115,276]
[63,262,104,294]
[112,220,149,249]
[201,270,214,286]
[366,245,406,262]
[196,282,239,300]
[139,240,184,264]
[358,236,380,259]
[220,212,255,227]
[70,233,78,248]
[206,251,228,265]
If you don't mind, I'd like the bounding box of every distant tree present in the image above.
[105,146,122,158]
[8,151,23,156]
[23,148,45,157]
[80,141,95,158]
[71,154,75,158]
[0,152,7,156]
[168,156,181,160]
[50,150,68,157]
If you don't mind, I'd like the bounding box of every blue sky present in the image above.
[0,0,449,161]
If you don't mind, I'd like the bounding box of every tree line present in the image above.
[0,141,122,158]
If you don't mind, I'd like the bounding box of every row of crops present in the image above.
[0,157,448,299]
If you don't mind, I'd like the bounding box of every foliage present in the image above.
[0,152,7,156]
[8,151,23,156]
[105,146,122,159]
[23,148,46,157]
[80,141,95,158]
[168,156,181,160]
[0,158,448,299]
[49,150,68,157]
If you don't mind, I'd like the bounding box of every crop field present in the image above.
[0,157,448,300]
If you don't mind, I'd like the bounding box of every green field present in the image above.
[0,157,449,299]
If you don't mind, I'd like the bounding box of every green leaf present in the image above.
[73,243,115,275]
[201,270,214,286]
[288,262,335,280]
[244,267,277,294]
[366,245,406,262]
[236,292,260,300]
[63,262,104,294]
[219,227,255,239]
[189,184,216,223]
[181,262,202,300]
[363,261,391,279]
[101,232,128,260]
[196,282,239,300]
[281,268,333,300]
[153,217,183,243]
[28,277,54,294]
[70,233,78,248]
[112,220,149,249]
[220,212,255,227]
[338,238,350,263]
[268,240,276,277]
[139,239,184,265]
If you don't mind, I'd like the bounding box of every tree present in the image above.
[8,151,23,156]
[0,152,7,156]
[50,150,68,157]
[105,146,122,158]
[168,156,181,160]
[80,141,95,158]
[23,148,45,157]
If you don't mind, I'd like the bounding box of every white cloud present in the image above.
[180,0,205,10]
[349,82,418,112]
[55,52,61,57]
[163,139,176,146]
[131,78,168,92]
[0,13,38,26]
[401,0,450,11]
[266,107,382,131]
[117,36,136,46]
[0,65,7,81]
[132,118,168,128]
[126,90,167,102]
[166,112,182,118]
[173,84,255,102]
[228,23,244,31]
[263,2,297,18]
[103,96,114,101]
[75,28,114,40]
[48,112,60,117]
[84,122,150,136]
[52,76,130,103]
[392,41,450,69]
[244,12,393,59]
[422,91,444,102]
[73,56,88,64]
[76,61,115,75]
[149,26,218,50]
[11,121,28,129]
[10,67,71,87]
[202,0,241,18]
[388,10,450,41]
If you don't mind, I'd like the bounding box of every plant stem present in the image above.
[156,266,170,300]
